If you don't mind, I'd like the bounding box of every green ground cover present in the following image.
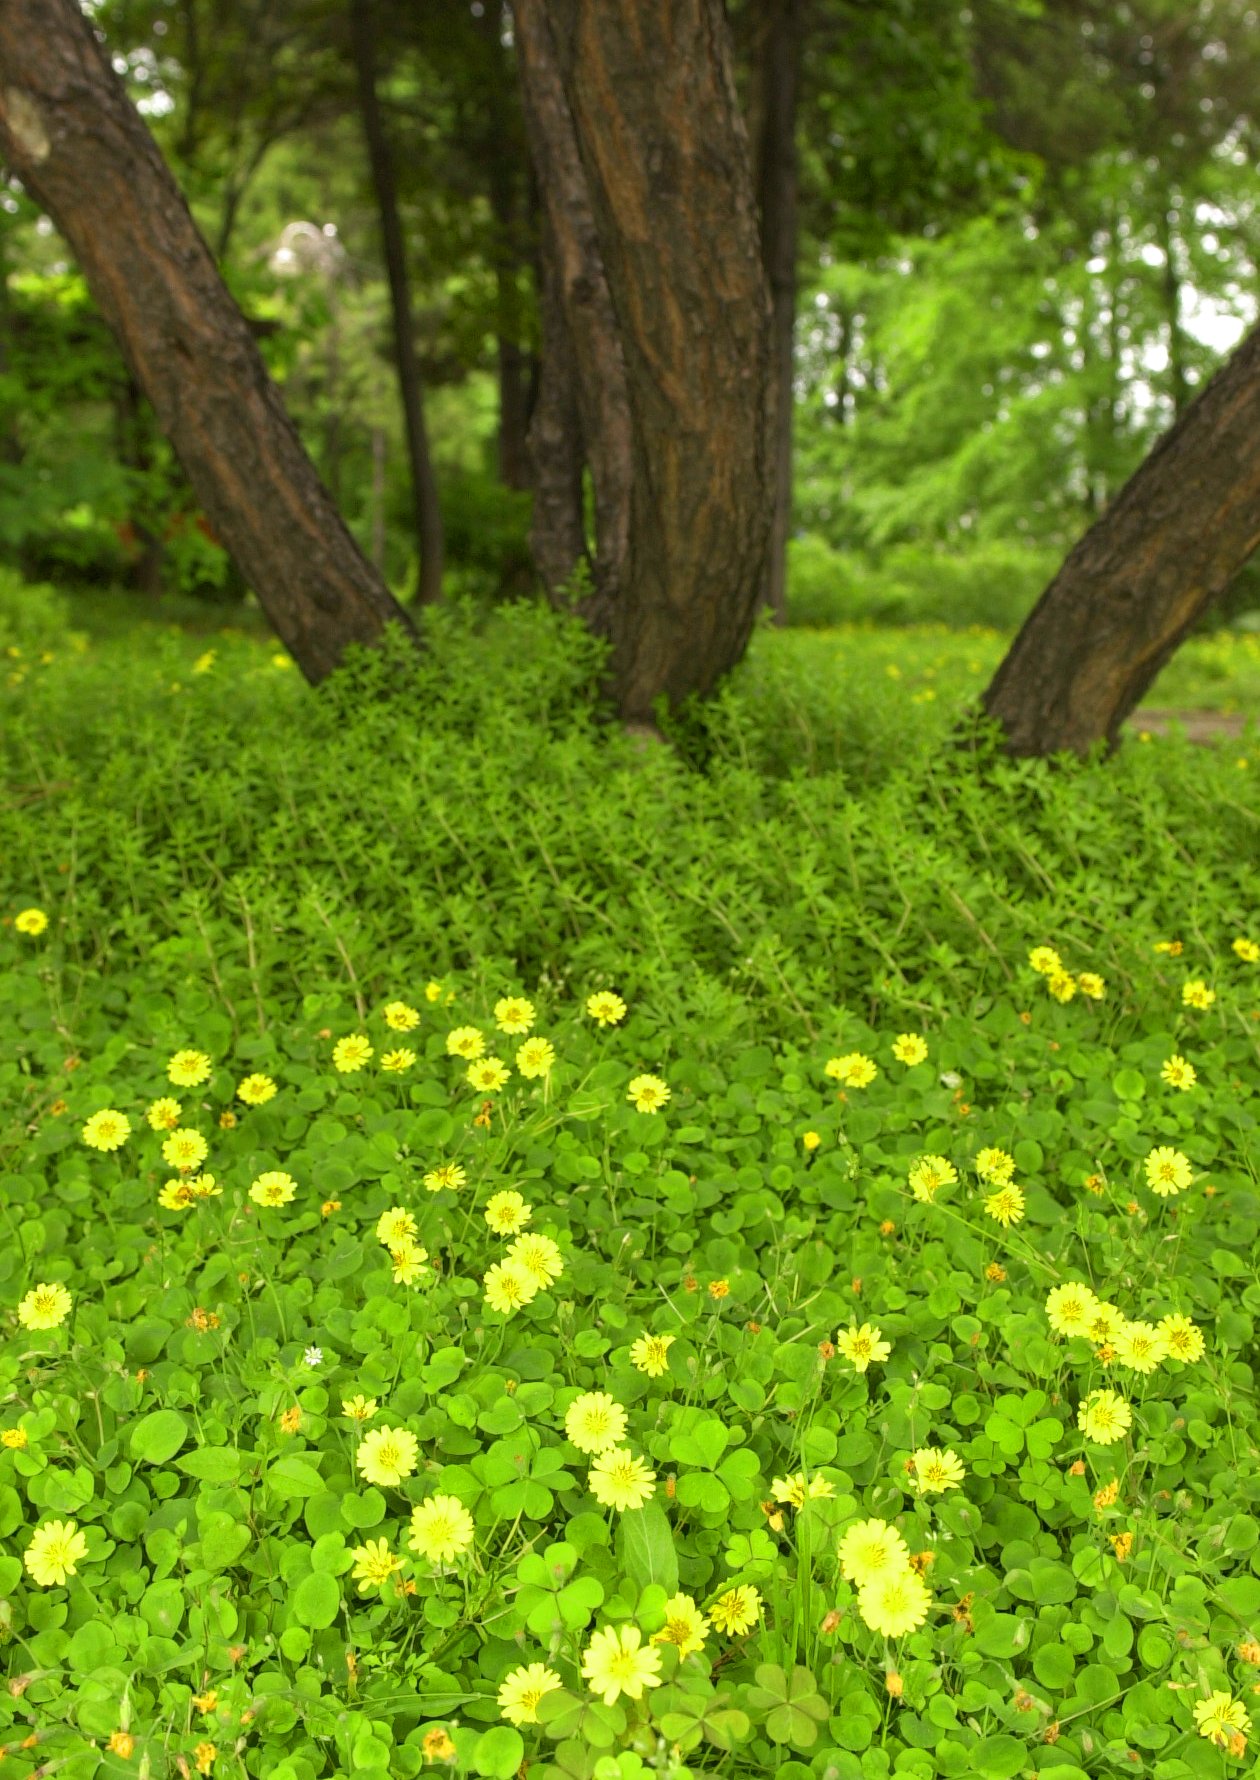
[2,591,1260,1780]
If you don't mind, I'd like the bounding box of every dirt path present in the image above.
[1128,709,1250,743]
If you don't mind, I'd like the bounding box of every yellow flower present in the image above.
[581,1624,662,1704]
[168,1049,212,1087]
[1078,1388,1132,1445]
[1085,1300,1125,1343]
[708,1585,761,1636]
[802,1130,821,1152]
[835,1323,891,1373]
[1160,1055,1196,1090]
[15,907,48,936]
[910,1448,965,1495]
[1028,946,1061,975]
[320,1199,341,1218]
[356,1425,419,1487]
[381,1048,416,1073]
[588,1448,655,1511]
[1154,939,1183,955]
[825,1051,878,1088]
[516,1037,556,1078]
[1077,972,1106,1000]
[146,1096,182,1131]
[628,1332,675,1377]
[908,1155,956,1202]
[389,1240,428,1287]
[425,980,444,1003]
[17,1282,72,1330]
[1114,1321,1167,1375]
[332,1034,373,1073]
[348,1537,398,1594]
[342,1394,379,1422]
[1144,1146,1193,1196]
[652,1593,709,1658]
[446,1025,485,1059]
[82,1108,131,1152]
[1158,1313,1205,1364]
[586,990,627,1026]
[24,1518,88,1586]
[376,1207,417,1246]
[383,1000,420,1031]
[158,1180,197,1211]
[627,1073,670,1113]
[839,1519,910,1586]
[190,1172,219,1198]
[485,1191,530,1234]
[494,996,536,1035]
[983,1185,1025,1227]
[858,1568,932,1637]
[193,1741,216,1774]
[565,1392,628,1454]
[191,1690,218,1714]
[107,1732,134,1758]
[237,1073,277,1105]
[467,1057,510,1093]
[1047,970,1077,1002]
[1,1427,28,1449]
[498,1662,563,1726]
[249,1170,297,1208]
[1193,1692,1250,1748]
[507,1233,564,1291]
[1182,979,1215,1010]
[483,1261,538,1315]
[1045,1282,1100,1337]
[409,1494,475,1563]
[423,1162,466,1193]
[771,1473,836,1508]
[1233,938,1260,964]
[974,1146,1015,1185]
[162,1127,208,1172]
[892,1034,928,1066]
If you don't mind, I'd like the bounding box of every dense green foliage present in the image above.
[3,599,1260,1776]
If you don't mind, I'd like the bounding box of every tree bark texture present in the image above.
[983,316,1260,755]
[0,0,411,680]
[752,0,804,626]
[512,0,776,721]
[348,0,443,604]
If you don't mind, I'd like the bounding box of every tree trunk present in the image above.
[752,0,804,626]
[512,0,775,721]
[348,0,443,604]
[1156,201,1189,416]
[982,316,1260,756]
[527,209,589,593]
[0,0,410,680]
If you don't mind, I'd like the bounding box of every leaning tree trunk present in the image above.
[752,0,804,627]
[512,0,775,722]
[348,0,443,605]
[983,316,1260,755]
[0,0,410,680]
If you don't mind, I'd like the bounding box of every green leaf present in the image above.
[175,1447,241,1484]
[266,1456,325,1498]
[128,1409,190,1465]
[617,1501,679,1597]
[291,1570,340,1629]
[472,1727,524,1778]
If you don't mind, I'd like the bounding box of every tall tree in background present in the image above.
[983,317,1260,754]
[348,0,443,603]
[0,0,411,677]
[512,0,775,721]
[750,0,805,623]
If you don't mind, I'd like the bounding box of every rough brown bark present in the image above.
[0,0,411,680]
[348,0,443,604]
[752,0,804,626]
[982,317,1260,756]
[527,209,589,593]
[512,0,775,721]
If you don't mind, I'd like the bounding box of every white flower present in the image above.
[303,1346,323,1367]
[939,1071,963,1089]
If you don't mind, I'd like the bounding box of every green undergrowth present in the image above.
[2,591,1260,1779]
